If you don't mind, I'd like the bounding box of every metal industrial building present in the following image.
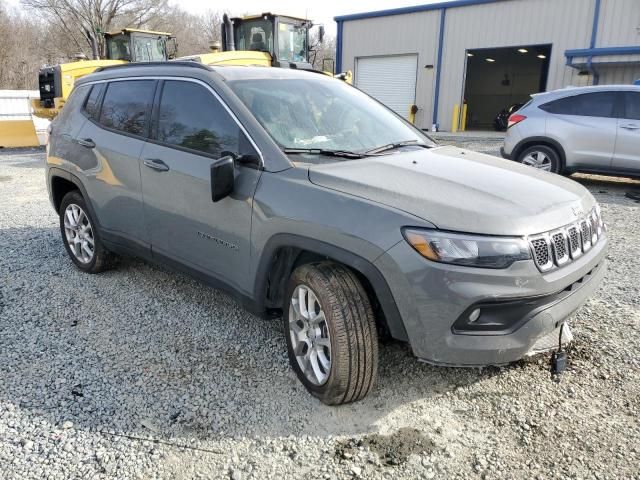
[334,0,640,131]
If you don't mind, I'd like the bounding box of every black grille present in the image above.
[551,232,568,264]
[531,237,551,269]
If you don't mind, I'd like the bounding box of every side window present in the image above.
[99,80,156,136]
[55,84,90,125]
[83,84,105,120]
[622,92,640,120]
[540,92,617,118]
[157,80,242,157]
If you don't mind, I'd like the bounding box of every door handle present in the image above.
[76,138,95,148]
[620,124,640,130]
[143,158,170,172]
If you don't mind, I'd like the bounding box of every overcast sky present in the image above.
[175,0,448,35]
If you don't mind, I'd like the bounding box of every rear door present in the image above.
[355,55,418,117]
[139,79,262,293]
[612,91,640,172]
[542,91,618,169]
[75,79,157,247]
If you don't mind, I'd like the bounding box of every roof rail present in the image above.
[94,60,212,73]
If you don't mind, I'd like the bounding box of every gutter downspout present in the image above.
[588,0,601,85]
[432,8,446,131]
[335,20,343,73]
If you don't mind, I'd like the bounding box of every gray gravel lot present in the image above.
[0,144,639,479]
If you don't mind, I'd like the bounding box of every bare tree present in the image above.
[20,0,170,58]
[309,31,336,72]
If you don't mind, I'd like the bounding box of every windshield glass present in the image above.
[228,77,434,153]
[278,23,307,62]
[236,19,274,53]
[131,35,166,62]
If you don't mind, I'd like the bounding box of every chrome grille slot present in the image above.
[528,206,604,272]
[567,225,582,259]
[580,220,592,251]
[590,212,599,244]
[551,231,569,265]
[530,236,553,271]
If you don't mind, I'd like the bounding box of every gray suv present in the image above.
[502,85,640,176]
[47,62,607,405]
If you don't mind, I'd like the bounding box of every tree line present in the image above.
[0,0,335,90]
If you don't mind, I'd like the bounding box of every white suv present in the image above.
[501,85,640,176]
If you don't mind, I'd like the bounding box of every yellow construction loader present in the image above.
[32,13,338,121]
[32,28,176,119]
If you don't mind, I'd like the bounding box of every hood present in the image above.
[307,145,595,236]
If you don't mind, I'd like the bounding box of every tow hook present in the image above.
[551,323,567,379]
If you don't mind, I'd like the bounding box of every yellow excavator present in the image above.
[31,13,340,121]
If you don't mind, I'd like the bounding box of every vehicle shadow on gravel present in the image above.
[0,225,492,444]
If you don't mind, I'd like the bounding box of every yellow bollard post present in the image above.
[408,104,418,124]
[460,103,468,132]
[451,104,460,132]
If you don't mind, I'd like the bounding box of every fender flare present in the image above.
[48,167,102,230]
[253,233,409,341]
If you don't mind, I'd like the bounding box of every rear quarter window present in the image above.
[83,84,105,120]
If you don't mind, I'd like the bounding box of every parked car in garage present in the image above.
[501,85,640,176]
[493,102,524,131]
[46,62,607,405]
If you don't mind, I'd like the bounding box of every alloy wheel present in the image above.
[63,203,95,263]
[522,151,552,171]
[288,284,332,385]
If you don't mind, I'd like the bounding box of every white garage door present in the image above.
[355,55,418,117]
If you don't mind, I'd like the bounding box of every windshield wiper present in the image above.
[283,148,371,159]
[365,140,432,155]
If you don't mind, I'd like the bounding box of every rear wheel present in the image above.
[517,145,562,174]
[59,190,114,273]
[284,262,378,405]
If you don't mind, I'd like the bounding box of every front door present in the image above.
[139,79,262,293]
[612,91,640,172]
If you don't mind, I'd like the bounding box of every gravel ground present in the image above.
[0,144,639,480]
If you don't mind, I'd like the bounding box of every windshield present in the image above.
[236,19,274,53]
[228,77,434,153]
[278,22,307,62]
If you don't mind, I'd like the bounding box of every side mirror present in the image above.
[211,155,235,202]
[318,25,325,44]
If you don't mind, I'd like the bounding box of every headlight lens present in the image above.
[402,228,531,269]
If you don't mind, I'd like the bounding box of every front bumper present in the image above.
[374,233,607,366]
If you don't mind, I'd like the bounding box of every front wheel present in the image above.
[284,262,378,405]
[517,145,562,173]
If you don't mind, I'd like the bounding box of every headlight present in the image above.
[402,228,531,269]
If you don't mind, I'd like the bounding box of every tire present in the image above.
[284,262,378,405]
[517,145,562,174]
[59,190,114,273]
